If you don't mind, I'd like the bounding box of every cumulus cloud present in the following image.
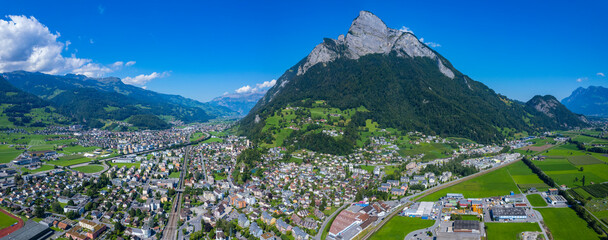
[234,79,277,94]
[399,26,413,34]
[598,72,605,77]
[122,71,169,86]
[125,61,136,66]
[419,37,441,48]
[235,85,253,94]
[0,15,132,77]
[577,77,588,82]
[256,79,276,88]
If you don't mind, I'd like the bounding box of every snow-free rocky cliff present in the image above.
[296,11,454,79]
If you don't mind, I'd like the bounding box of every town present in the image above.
[1,120,592,240]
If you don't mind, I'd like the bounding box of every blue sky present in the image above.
[1,0,607,102]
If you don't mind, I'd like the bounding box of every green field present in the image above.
[60,145,98,154]
[369,216,435,240]
[50,156,92,166]
[567,155,604,165]
[169,171,181,178]
[526,194,547,207]
[22,164,54,174]
[537,208,600,240]
[0,211,18,230]
[0,145,22,163]
[109,162,140,169]
[73,164,104,173]
[485,222,541,240]
[508,161,550,191]
[190,132,205,142]
[202,137,223,144]
[418,165,519,201]
[213,172,226,180]
[360,165,375,173]
[398,142,453,161]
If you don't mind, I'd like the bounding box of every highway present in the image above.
[162,145,190,240]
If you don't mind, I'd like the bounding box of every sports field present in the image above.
[73,164,104,173]
[418,166,519,201]
[369,216,434,240]
[0,211,17,230]
[485,222,541,240]
[537,208,600,240]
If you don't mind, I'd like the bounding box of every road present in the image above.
[162,145,190,240]
[313,202,351,240]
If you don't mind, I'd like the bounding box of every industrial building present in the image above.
[453,220,481,233]
[490,207,527,221]
[403,202,434,218]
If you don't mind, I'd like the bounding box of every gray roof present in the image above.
[453,220,480,231]
[0,220,52,240]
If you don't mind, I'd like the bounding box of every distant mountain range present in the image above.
[240,11,588,144]
[0,71,237,129]
[209,91,266,116]
[562,86,608,117]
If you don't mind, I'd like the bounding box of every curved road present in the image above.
[314,202,351,240]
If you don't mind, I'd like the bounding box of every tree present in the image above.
[52,202,63,214]
[114,221,125,233]
[66,211,79,220]
[582,175,586,186]
[67,200,75,206]
[34,205,45,218]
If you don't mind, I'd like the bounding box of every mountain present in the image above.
[526,95,589,128]
[0,71,236,128]
[0,76,71,128]
[562,86,608,117]
[209,91,266,116]
[239,11,588,144]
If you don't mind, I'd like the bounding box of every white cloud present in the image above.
[65,40,71,50]
[577,77,588,82]
[234,79,277,94]
[256,79,276,88]
[122,71,169,86]
[598,72,605,77]
[89,38,94,44]
[111,61,124,68]
[235,85,253,94]
[125,61,136,66]
[98,5,105,14]
[399,26,413,34]
[426,42,441,48]
[0,15,129,77]
[419,37,440,48]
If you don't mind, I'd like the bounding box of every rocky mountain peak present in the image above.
[295,11,454,79]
